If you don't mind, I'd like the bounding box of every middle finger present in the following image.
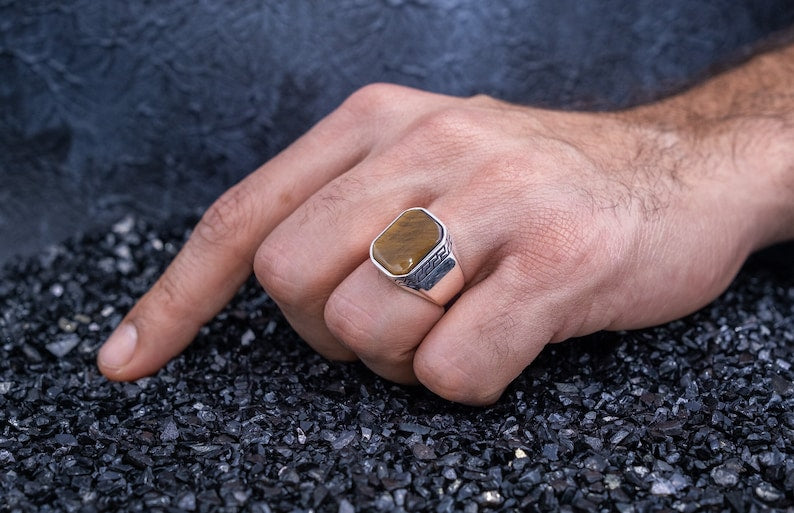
[253,156,437,359]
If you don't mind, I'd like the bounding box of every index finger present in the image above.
[97,96,375,380]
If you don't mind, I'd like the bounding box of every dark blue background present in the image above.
[2,1,793,263]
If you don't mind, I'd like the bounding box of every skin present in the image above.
[98,42,794,406]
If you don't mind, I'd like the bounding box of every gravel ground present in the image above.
[1,215,792,513]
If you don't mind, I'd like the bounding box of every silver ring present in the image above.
[370,207,464,305]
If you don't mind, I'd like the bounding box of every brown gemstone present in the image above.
[372,209,442,275]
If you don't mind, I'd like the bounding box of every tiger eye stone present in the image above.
[372,209,442,275]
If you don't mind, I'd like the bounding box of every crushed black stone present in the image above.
[1,215,793,512]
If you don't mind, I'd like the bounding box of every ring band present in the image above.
[370,207,464,305]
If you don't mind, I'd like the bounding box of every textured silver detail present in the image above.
[393,234,455,291]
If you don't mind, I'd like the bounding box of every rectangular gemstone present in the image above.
[372,208,442,276]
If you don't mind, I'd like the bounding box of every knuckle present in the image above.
[150,266,193,319]
[400,108,486,164]
[303,173,364,222]
[253,240,305,308]
[415,107,480,141]
[324,291,381,358]
[339,83,403,120]
[194,185,253,251]
[468,93,499,108]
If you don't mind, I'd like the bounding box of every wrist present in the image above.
[625,42,794,248]
[623,98,794,251]
[704,115,794,248]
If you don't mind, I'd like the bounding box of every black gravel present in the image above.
[1,215,793,513]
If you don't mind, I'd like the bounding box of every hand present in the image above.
[97,80,791,405]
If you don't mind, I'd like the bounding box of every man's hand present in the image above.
[98,45,794,405]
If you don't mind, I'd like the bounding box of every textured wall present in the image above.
[1,0,793,262]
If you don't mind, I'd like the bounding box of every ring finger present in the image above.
[322,199,506,383]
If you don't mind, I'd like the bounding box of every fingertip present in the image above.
[97,321,139,380]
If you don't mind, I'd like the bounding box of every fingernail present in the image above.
[98,322,138,370]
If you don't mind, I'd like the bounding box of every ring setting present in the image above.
[370,208,464,305]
